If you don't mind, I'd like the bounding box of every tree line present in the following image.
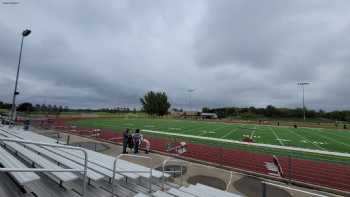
[0,100,138,114]
[0,101,70,114]
[202,105,350,121]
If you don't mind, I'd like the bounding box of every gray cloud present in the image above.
[0,1,349,110]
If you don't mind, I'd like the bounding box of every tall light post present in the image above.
[187,89,195,111]
[297,82,311,121]
[10,29,31,126]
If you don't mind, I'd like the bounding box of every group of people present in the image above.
[122,128,147,154]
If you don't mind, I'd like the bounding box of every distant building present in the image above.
[171,111,218,119]
[200,112,218,119]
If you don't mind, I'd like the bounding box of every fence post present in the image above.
[262,182,266,197]
[66,135,70,145]
[288,154,292,185]
[220,146,223,166]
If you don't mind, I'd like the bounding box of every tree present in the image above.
[202,107,210,113]
[17,102,34,113]
[140,91,171,116]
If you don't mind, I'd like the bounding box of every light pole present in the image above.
[187,89,195,111]
[297,82,311,121]
[10,29,31,126]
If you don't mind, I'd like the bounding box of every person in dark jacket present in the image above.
[133,129,142,154]
[122,128,129,154]
[127,132,134,152]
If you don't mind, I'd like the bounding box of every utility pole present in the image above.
[297,82,311,121]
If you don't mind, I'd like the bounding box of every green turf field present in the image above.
[71,117,350,154]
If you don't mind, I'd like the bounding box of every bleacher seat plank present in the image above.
[25,144,105,181]
[181,184,243,197]
[3,142,78,182]
[0,146,40,185]
[26,174,80,197]
[167,188,197,197]
[19,130,167,179]
[43,146,125,180]
[61,147,168,179]
[15,130,139,179]
[152,190,174,197]
[0,173,34,197]
[134,193,149,197]
[1,129,169,179]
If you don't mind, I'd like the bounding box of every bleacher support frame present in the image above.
[0,137,89,197]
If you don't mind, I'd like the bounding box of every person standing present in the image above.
[127,131,134,152]
[133,129,141,154]
[122,128,129,154]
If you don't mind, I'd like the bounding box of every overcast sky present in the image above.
[0,0,350,111]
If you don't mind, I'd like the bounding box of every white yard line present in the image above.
[314,128,350,146]
[181,124,212,133]
[313,129,350,148]
[220,127,238,139]
[141,129,350,158]
[249,128,256,139]
[287,129,326,151]
[198,124,231,136]
[270,127,284,146]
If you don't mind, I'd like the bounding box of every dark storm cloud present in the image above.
[0,0,350,110]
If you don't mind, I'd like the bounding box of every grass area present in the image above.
[70,117,350,164]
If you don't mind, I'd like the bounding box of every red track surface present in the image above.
[32,118,350,192]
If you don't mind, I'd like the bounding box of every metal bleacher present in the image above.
[0,124,244,197]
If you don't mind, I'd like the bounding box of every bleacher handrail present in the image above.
[226,171,233,192]
[0,137,89,197]
[161,158,186,190]
[111,154,153,196]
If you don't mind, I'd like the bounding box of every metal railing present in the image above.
[111,154,153,196]
[226,171,234,192]
[0,137,88,197]
[161,158,186,190]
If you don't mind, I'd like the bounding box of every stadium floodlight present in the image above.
[10,29,31,127]
[297,82,311,121]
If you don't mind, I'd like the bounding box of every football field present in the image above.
[71,117,350,154]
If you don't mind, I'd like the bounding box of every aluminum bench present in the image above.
[167,188,197,197]
[0,146,40,185]
[18,130,166,179]
[152,190,174,197]
[3,141,78,182]
[0,129,105,181]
